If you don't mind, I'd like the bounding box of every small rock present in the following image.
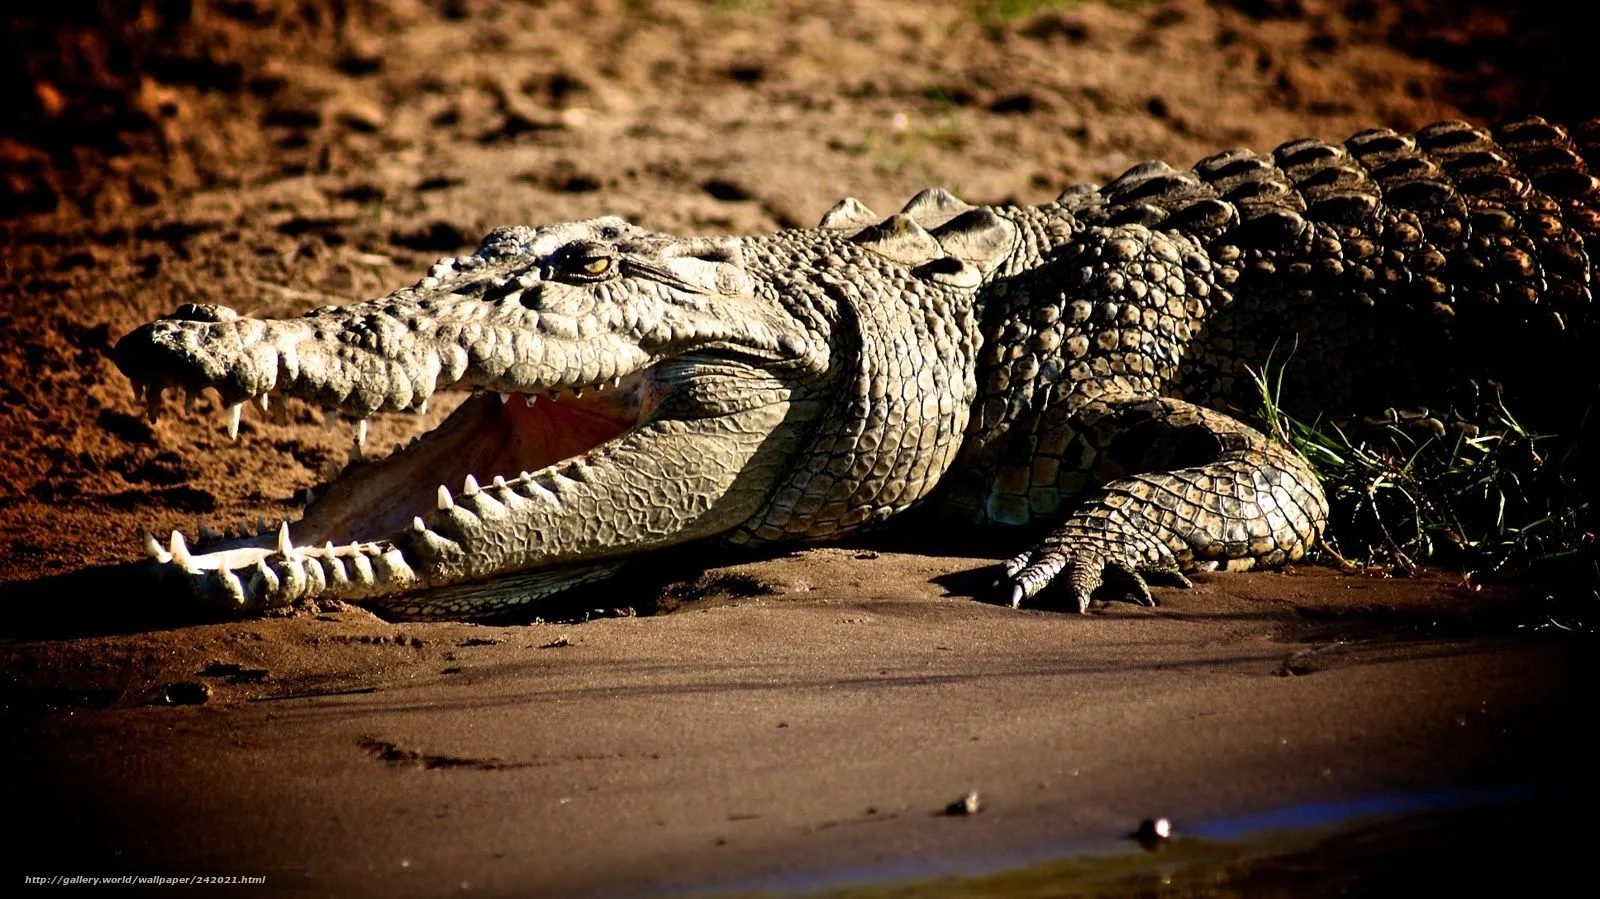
[945,791,981,816]
[161,682,211,706]
[1133,816,1173,848]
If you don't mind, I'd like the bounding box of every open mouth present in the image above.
[133,368,660,600]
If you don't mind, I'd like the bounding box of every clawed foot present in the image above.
[1002,543,1191,613]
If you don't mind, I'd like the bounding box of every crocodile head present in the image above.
[115,217,828,619]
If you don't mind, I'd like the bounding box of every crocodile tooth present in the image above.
[351,552,374,584]
[198,522,221,542]
[610,376,621,388]
[348,440,364,465]
[144,385,163,423]
[143,531,173,564]
[256,516,269,536]
[356,418,368,446]
[413,516,427,533]
[418,398,429,415]
[498,392,511,404]
[252,557,280,593]
[255,393,270,414]
[323,407,338,432]
[573,387,584,399]
[226,403,242,441]
[524,394,538,406]
[493,475,507,488]
[437,485,453,510]
[219,567,247,604]
[463,474,479,495]
[302,487,315,506]
[277,520,294,556]
[169,530,193,569]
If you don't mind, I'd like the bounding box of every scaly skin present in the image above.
[114,116,1599,620]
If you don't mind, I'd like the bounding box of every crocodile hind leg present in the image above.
[1004,396,1328,612]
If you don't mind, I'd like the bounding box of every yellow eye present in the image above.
[582,257,611,276]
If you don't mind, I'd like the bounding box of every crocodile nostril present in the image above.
[518,284,543,309]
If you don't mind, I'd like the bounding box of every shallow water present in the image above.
[741,786,1580,898]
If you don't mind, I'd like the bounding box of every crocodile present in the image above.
[113,116,1599,621]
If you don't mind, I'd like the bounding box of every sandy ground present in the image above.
[2,0,1597,894]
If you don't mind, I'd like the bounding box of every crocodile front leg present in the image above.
[1003,396,1327,611]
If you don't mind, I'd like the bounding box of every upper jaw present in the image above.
[113,296,661,437]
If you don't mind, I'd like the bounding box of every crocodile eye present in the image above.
[550,243,616,282]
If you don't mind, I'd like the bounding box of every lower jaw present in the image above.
[155,385,652,611]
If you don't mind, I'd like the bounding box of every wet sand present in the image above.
[5,554,1593,895]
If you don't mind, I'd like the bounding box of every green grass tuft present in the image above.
[1249,363,1596,597]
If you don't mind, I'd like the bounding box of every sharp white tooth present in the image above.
[277,520,293,556]
[253,557,280,593]
[169,530,192,567]
[356,418,368,446]
[611,376,621,388]
[524,394,538,406]
[255,394,270,414]
[437,485,453,510]
[226,403,242,441]
[143,531,173,564]
[198,522,220,541]
[499,392,511,404]
[413,516,427,533]
[323,407,338,432]
[463,474,479,495]
[493,475,507,488]
[220,568,246,603]
[418,398,429,415]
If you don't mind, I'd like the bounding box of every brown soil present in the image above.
[1,1,1596,895]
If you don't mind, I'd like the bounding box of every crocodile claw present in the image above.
[1004,544,1190,613]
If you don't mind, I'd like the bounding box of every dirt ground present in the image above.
[2,1,1597,895]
